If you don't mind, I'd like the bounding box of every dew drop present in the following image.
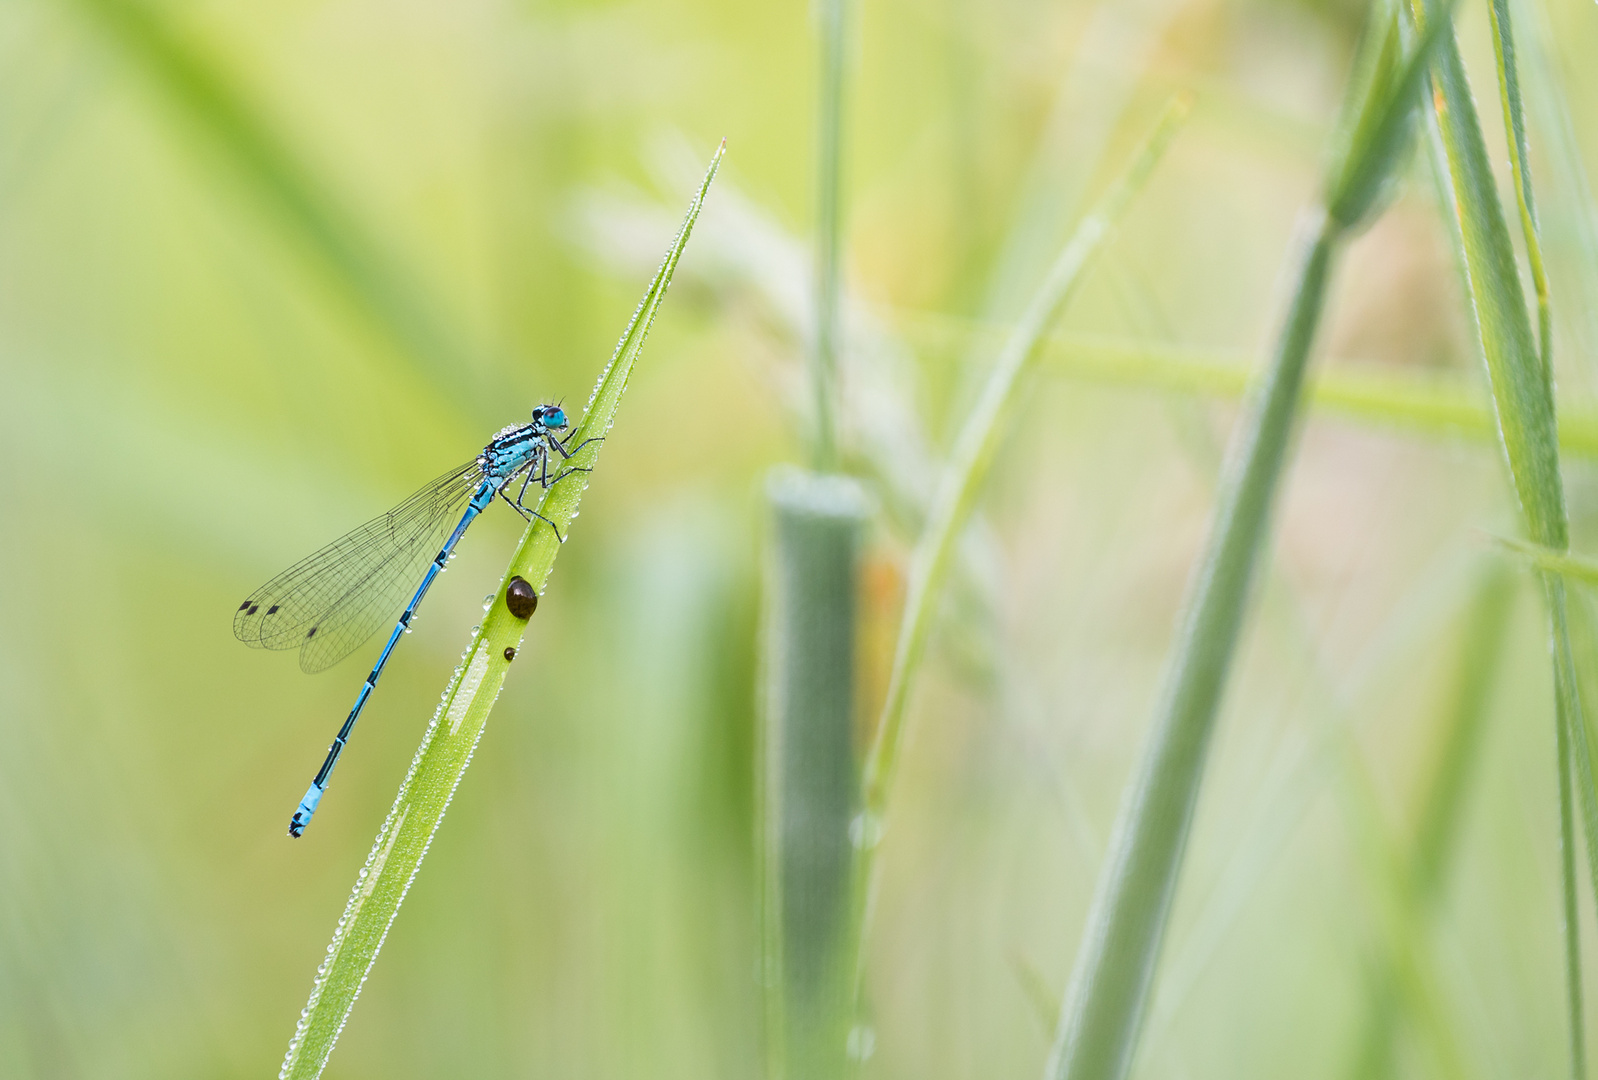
[847,1026,876,1063]
[849,812,884,850]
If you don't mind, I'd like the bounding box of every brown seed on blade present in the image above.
[505,576,538,619]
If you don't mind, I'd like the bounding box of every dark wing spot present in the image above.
[267,605,279,615]
[247,604,260,616]
[306,627,317,638]
[239,599,253,611]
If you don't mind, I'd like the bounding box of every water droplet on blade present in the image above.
[847,1026,876,1062]
[849,812,884,850]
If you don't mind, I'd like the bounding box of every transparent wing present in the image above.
[235,462,486,673]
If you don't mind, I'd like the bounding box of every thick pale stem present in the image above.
[763,468,869,1080]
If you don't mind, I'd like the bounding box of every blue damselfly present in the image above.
[236,404,591,837]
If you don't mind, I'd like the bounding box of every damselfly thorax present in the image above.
[480,416,556,480]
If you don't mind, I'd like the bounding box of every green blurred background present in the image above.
[4,0,1598,1075]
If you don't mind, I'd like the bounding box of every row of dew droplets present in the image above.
[278,634,488,1080]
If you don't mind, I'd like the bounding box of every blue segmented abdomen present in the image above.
[289,783,324,837]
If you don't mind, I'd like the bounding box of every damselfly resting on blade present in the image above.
[235,404,594,837]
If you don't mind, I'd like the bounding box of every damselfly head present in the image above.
[534,404,568,431]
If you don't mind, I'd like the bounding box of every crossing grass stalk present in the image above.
[275,142,723,1080]
[1027,335,1598,456]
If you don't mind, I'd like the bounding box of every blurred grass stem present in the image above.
[1045,9,1452,1076]
[66,0,482,406]
[812,0,849,470]
[1046,209,1335,1080]
[762,470,869,1080]
[896,323,1598,456]
[1346,564,1515,1078]
[1490,537,1598,586]
[1031,336,1598,455]
[277,144,723,1080]
[848,93,1190,1032]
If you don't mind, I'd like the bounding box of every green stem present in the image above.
[1040,8,1459,1067]
[1046,212,1336,1080]
[762,469,869,1080]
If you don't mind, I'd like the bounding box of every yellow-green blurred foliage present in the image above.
[4,0,1598,1076]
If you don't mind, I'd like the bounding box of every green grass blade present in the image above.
[1486,0,1552,380]
[63,0,480,399]
[1409,0,1561,543]
[1045,10,1452,1074]
[1326,0,1453,231]
[1046,211,1337,1080]
[276,142,723,1080]
[1408,0,1590,1072]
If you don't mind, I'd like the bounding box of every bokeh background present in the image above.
[5,0,1598,1076]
